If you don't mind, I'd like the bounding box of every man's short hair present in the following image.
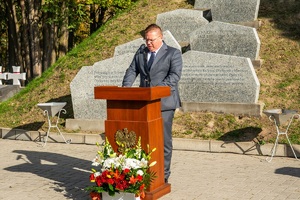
[144,24,162,37]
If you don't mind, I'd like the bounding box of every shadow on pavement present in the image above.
[218,127,264,155]
[4,150,92,199]
[275,167,300,178]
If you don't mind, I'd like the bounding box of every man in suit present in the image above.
[122,24,183,183]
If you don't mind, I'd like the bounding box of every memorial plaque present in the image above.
[194,0,261,23]
[156,9,209,44]
[114,30,181,56]
[70,53,137,119]
[189,21,260,60]
[180,51,260,103]
[113,38,144,57]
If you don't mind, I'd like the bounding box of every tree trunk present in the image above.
[68,31,74,50]
[28,0,42,77]
[97,7,107,30]
[29,0,42,77]
[5,0,21,72]
[42,11,56,72]
[58,1,68,57]
[20,0,32,80]
[90,4,96,34]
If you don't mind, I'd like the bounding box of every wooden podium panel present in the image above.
[94,86,170,101]
[106,99,162,121]
[94,86,171,200]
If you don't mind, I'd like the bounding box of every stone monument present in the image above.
[114,30,181,56]
[194,0,261,23]
[189,21,261,60]
[68,53,136,131]
[180,51,261,116]
[70,53,136,119]
[156,9,209,44]
[68,29,182,131]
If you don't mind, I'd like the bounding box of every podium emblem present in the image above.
[115,128,137,153]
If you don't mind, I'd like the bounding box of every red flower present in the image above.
[119,173,125,180]
[107,178,114,185]
[140,191,145,199]
[123,168,130,174]
[95,176,103,187]
[137,174,143,182]
[139,183,145,191]
[90,173,95,182]
[90,192,101,200]
[112,169,120,179]
[139,184,146,198]
[116,179,129,190]
[129,175,138,184]
[102,170,109,177]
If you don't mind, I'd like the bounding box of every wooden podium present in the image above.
[94,86,171,200]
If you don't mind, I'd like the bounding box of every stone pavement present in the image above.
[1,139,300,200]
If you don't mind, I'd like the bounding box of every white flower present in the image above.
[123,158,141,169]
[139,158,148,168]
[113,155,126,168]
[91,155,102,166]
[137,170,144,176]
[91,161,100,166]
[134,149,142,159]
[149,161,157,167]
[102,157,117,169]
[94,171,101,178]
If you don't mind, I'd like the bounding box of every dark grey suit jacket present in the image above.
[122,42,183,111]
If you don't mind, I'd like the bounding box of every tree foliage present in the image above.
[0,0,137,82]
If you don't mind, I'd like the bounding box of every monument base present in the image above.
[65,118,105,132]
[236,20,262,29]
[181,102,264,117]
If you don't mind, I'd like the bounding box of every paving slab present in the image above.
[1,139,300,200]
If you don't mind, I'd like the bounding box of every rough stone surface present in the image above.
[114,30,181,56]
[70,53,137,120]
[156,9,209,44]
[189,21,261,60]
[180,51,260,103]
[194,0,261,23]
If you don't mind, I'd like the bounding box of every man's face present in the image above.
[144,29,163,52]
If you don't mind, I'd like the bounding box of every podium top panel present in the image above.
[94,86,171,101]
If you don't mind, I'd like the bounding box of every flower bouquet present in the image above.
[86,136,157,199]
